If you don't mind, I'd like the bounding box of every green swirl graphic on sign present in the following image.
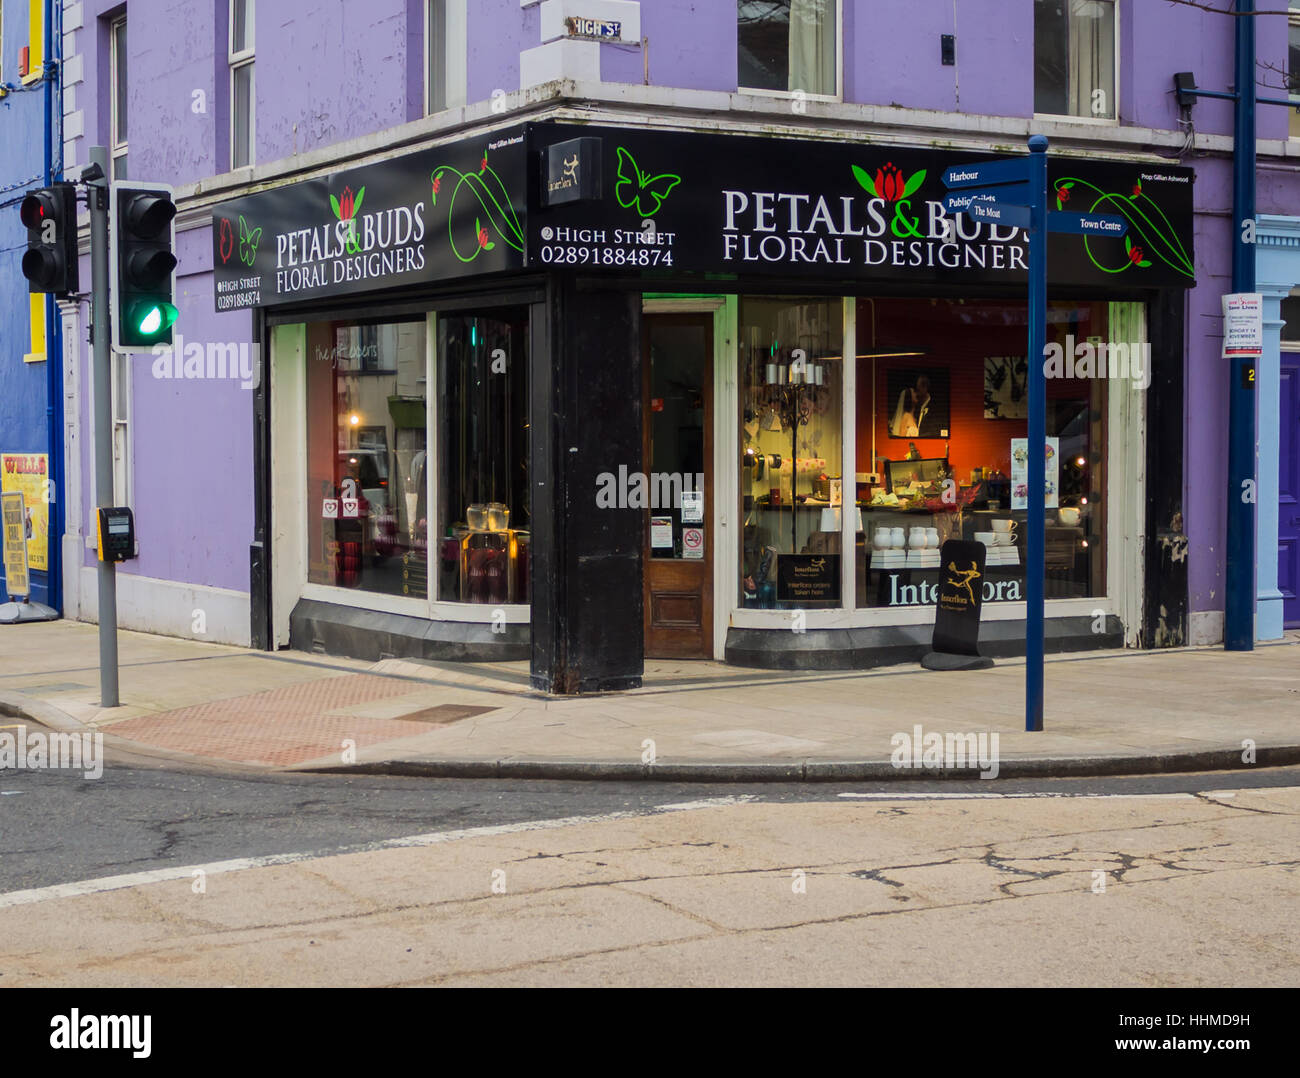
[1054,177,1194,279]
[431,150,525,264]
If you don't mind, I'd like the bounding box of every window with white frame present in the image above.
[1034,0,1117,120]
[230,0,254,168]
[1288,1,1300,138]
[110,14,128,179]
[738,0,838,98]
[426,0,466,115]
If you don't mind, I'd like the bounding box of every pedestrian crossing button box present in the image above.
[97,507,136,562]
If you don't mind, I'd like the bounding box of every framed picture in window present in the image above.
[886,367,949,438]
[984,355,1028,419]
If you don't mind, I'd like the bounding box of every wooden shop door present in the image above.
[643,314,713,659]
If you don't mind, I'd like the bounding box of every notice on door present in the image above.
[651,516,673,549]
[680,490,703,523]
[776,553,840,603]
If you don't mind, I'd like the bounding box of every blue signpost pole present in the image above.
[1224,0,1256,650]
[1026,135,1049,732]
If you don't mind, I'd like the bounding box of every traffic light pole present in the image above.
[88,146,119,707]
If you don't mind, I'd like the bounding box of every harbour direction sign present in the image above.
[942,159,1031,190]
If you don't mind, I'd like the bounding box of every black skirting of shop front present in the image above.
[288,597,529,661]
[726,615,1124,670]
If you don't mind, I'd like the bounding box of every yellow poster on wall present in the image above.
[0,454,49,572]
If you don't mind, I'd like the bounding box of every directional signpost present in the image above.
[942,136,1128,734]
[1047,211,1128,238]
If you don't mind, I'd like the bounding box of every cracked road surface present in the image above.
[1,765,1298,986]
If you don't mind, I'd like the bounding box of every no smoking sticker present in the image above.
[682,527,704,560]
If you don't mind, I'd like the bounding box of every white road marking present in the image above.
[0,791,21,796]
[656,795,758,812]
[0,798,749,910]
[837,791,1199,800]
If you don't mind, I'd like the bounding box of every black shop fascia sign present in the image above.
[210,121,1196,313]
[212,127,529,312]
[526,122,1196,290]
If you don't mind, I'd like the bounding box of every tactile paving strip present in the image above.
[105,674,445,766]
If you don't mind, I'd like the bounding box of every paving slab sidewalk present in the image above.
[0,620,1297,780]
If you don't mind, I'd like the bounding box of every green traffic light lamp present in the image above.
[127,300,179,341]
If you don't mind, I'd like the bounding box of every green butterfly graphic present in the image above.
[239,215,263,266]
[615,146,681,218]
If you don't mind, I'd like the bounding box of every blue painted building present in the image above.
[0,0,60,609]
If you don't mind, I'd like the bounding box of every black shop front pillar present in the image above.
[530,278,644,693]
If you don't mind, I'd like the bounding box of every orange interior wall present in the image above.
[855,298,1104,485]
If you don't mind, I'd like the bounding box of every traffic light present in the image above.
[19,183,79,296]
[111,182,178,351]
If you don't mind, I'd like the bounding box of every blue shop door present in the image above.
[1281,354,1299,628]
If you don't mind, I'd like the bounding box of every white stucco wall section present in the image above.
[520,38,601,90]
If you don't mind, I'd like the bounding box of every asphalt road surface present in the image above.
[3,752,1299,895]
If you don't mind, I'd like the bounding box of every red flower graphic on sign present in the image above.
[480,154,489,173]
[1056,187,1070,203]
[478,227,490,249]
[217,217,235,264]
[851,161,927,203]
[880,163,904,201]
[330,184,366,254]
[1132,182,1142,197]
[1123,234,1152,268]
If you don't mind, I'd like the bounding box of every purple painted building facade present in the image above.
[54,0,1298,682]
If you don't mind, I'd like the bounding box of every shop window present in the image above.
[305,318,428,597]
[1034,0,1116,120]
[855,298,1115,610]
[738,0,838,98]
[740,297,844,610]
[436,308,530,605]
[1289,2,1300,139]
